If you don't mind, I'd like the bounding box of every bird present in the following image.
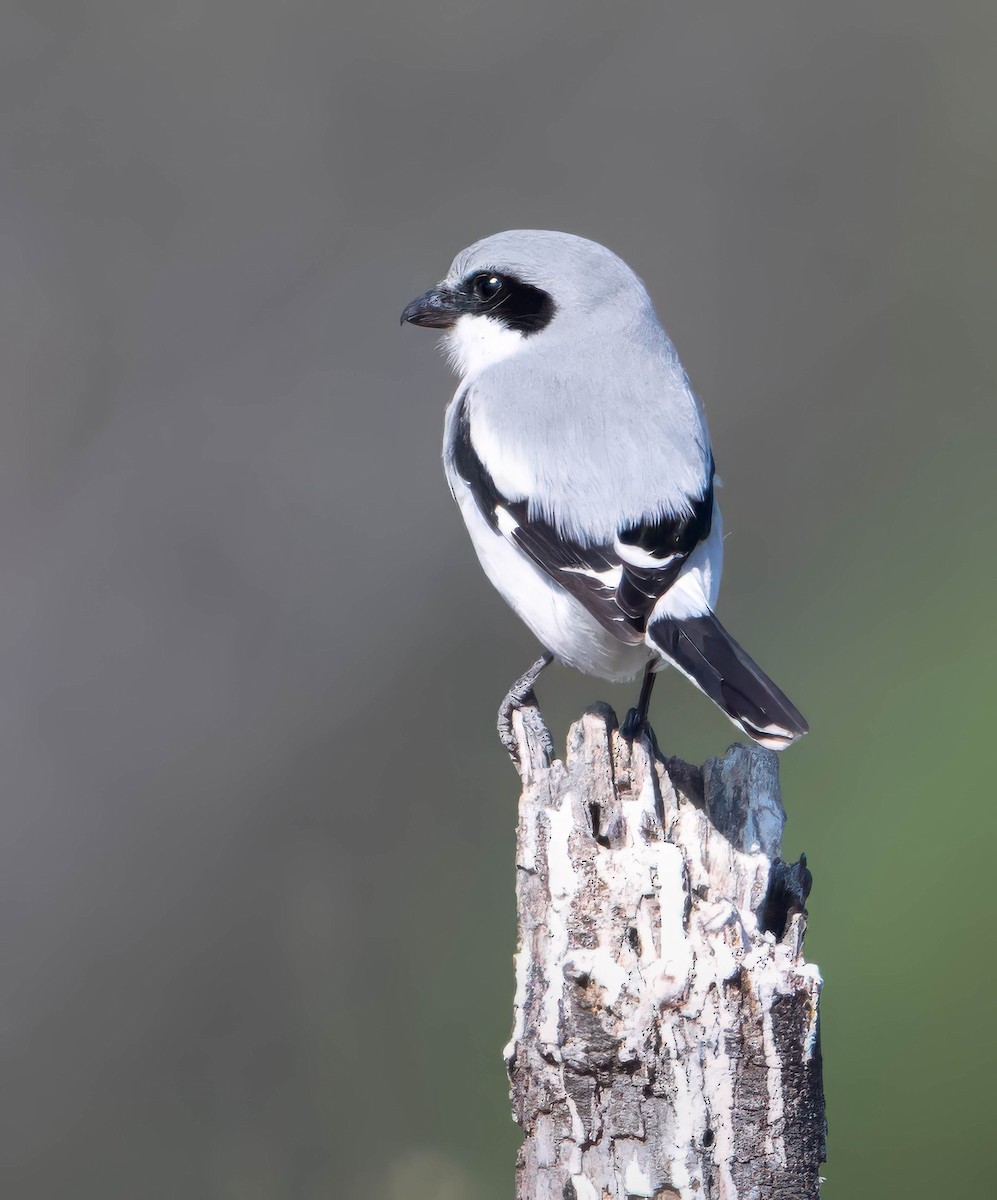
[401,230,808,757]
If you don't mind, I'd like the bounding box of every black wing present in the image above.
[449,395,714,643]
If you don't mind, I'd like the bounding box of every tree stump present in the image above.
[504,701,825,1200]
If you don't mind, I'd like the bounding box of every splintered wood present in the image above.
[505,703,825,1200]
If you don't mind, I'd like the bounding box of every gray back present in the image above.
[448,231,713,544]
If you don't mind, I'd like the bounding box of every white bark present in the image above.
[504,702,825,1200]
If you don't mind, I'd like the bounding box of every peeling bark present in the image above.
[504,702,825,1200]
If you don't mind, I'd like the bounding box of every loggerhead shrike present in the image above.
[402,230,808,755]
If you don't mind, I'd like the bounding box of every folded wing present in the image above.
[448,392,714,643]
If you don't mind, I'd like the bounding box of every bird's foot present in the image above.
[620,706,645,740]
[498,694,555,767]
[620,707,661,757]
[761,855,813,940]
[498,652,554,767]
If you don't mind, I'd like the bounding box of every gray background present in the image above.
[2,3,995,1197]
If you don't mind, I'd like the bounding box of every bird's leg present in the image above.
[498,651,554,764]
[621,662,657,742]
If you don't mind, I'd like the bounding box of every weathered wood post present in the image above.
[504,700,825,1200]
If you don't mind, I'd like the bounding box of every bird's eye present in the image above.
[472,273,503,302]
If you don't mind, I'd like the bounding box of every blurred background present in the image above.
[1,2,994,1197]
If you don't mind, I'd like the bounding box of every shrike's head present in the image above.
[401,230,655,378]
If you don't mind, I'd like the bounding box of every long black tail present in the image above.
[648,612,809,750]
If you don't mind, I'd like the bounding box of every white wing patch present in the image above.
[613,536,683,570]
[495,505,520,536]
[561,563,624,588]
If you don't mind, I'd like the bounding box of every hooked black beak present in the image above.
[400,286,462,329]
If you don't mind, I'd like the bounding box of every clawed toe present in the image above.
[497,652,554,766]
[620,707,661,757]
[620,706,644,740]
[498,688,537,762]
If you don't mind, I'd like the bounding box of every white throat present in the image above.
[443,314,526,378]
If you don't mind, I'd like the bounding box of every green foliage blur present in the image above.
[1,3,994,1198]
